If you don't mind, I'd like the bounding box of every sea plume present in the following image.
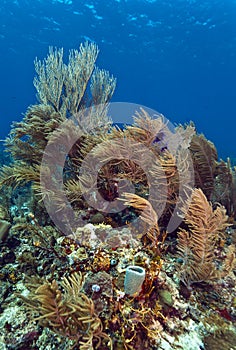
[177,188,230,288]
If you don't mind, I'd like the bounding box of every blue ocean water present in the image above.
[0,0,235,159]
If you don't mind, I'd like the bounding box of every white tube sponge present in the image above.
[124,265,146,296]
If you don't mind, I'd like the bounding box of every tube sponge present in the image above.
[124,265,146,296]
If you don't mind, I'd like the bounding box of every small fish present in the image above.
[81,35,96,44]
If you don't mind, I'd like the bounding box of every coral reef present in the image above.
[0,43,236,350]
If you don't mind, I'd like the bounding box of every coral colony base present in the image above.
[0,42,236,350]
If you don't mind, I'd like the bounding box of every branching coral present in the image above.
[211,158,236,217]
[177,188,231,288]
[33,43,116,116]
[5,104,64,164]
[0,42,116,191]
[77,109,195,228]
[0,161,41,189]
[189,134,218,199]
[21,272,112,349]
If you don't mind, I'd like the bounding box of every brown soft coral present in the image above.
[177,188,230,288]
